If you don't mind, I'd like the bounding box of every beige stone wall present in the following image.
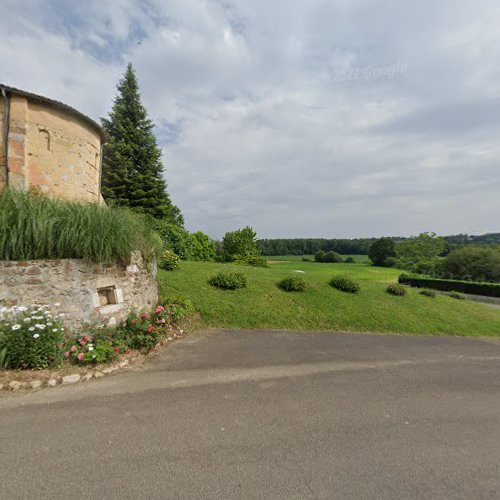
[0,253,158,332]
[25,101,102,202]
[1,93,102,203]
[0,98,5,191]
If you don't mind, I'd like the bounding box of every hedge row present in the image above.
[398,274,500,298]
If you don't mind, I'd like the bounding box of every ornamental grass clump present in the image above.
[0,190,160,263]
[0,304,65,369]
[386,284,407,296]
[329,276,360,294]
[209,271,247,290]
[278,276,307,292]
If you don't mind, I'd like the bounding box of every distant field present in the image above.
[266,254,370,263]
[158,260,500,337]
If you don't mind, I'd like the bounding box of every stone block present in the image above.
[62,374,81,385]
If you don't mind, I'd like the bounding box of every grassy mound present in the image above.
[158,260,500,336]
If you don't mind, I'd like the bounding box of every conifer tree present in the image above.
[101,63,183,225]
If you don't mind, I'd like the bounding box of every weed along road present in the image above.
[1,330,500,499]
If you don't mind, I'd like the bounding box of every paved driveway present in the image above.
[1,330,500,499]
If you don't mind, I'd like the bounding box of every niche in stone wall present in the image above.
[94,285,124,307]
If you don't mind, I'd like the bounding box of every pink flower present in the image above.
[83,334,92,342]
[70,346,76,352]
[167,325,173,333]
[155,306,165,314]
[114,346,120,354]
[77,353,84,362]
[63,351,70,358]
[160,318,166,324]
[148,325,154,333]
[78,338,86,346]
[141,313,149,320]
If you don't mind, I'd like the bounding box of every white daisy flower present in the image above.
[11,324,22,331]
[54,302,61,307]
[33,333,40,339]
[88,347,94,351]
[52,328,58,332]
[35,324,46,329]
[28,327,35,331]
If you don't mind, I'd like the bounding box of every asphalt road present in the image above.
[1,329,500,499]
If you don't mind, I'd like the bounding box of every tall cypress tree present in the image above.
[101,63,183,225]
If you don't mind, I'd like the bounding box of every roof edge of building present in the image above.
[0,84,106,141]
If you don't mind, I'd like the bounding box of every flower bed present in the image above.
[0,298,193,392]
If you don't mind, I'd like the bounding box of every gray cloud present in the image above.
[1,0,499,239]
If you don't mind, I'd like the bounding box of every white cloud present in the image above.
[1,0,499,238]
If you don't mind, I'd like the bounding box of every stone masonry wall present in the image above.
[0,253,158,331]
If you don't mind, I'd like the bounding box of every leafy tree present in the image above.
[190,231,216,261]
[155,221,192,259]
[396,233,446,273]
[101,63,182,224]
[369,237,396,266]
[441,245,500,282]
[221,226,258,261]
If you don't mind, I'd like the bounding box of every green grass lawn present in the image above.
[266,254,369,263]
[158,260,500,337]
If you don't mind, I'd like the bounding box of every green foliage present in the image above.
[396,233,446,272]
[369,237,397,266]
[449,291,466,300]
[419,289,436,298]
[221,227,259,262]
[0,191,159,263]
[386,284,407,296]
[383,256,398,268]
[302,257,312,262]
[159,250,180,271]
[441,245,500,282]
[344,256,355,263]
[315,250,343,263]
[189,231,216,261]
[62,330,121,364]
[155,221,192,259]
[0,347,9,370]
[0,305,65,369]
[398,274,500,298]
[209,271,247,290]
[233,255,269,267]
[278,276,306,292]
[101,63,183,223]
[330,276,360,293]
[162,297,194,321]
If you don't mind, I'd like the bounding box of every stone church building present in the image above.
[0,84,105,202]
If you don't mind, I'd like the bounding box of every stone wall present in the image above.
[0,253,158,331]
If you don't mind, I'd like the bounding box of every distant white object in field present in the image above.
[293,270,305,273]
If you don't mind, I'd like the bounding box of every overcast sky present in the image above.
[2,0,500,239]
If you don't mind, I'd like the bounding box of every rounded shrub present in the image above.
[159,249,180,271]
[344,256,355,263]
[330,276,360,293]
[301,257,312,262]
[386,284,407,296]
[278,276,306,292]
[449,291,466,300]
[419,289,436,298]
[209,271,247,290]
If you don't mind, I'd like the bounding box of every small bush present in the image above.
[210,271,247,290]
[163,297,194,321]
[419,289,436,298]
[384,256,398,268]
[0,304,65,369]
[449,291,466,300]
[386,284,407,296]
[62,331,121,364]
[302,257,312,262]
[344,256,355,263]
[330,276,360,293]
[234,255,269,267]
[159,249,180,271]
[278,276,306,292]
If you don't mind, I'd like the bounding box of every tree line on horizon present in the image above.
[256,233,500,256]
